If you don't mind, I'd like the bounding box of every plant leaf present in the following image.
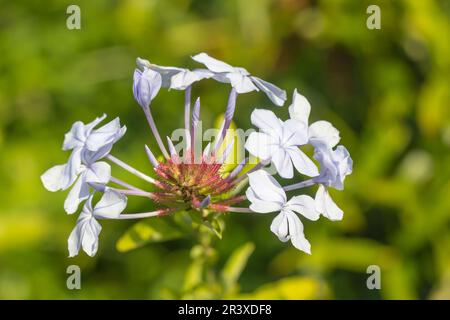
[116,218,187,252]
[221,242,255,293]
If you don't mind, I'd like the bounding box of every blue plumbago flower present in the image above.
[192,52,287,106]
[42,53,352,257]
[246,170,319,254]
[41,114,126,213]
[245,108,319,179]
[133,67,162,109]
[313,144,353,220]
[286,89,353,220]
[136,57,213,90]
[68,189,127,257]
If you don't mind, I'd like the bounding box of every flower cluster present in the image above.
[42,53,352,257]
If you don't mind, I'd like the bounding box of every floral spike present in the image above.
[144,144,159,168]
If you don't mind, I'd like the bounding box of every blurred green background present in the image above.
[1,0,449,299]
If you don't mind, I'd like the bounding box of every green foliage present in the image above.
[221,242,255,295]
[116,218,187,252]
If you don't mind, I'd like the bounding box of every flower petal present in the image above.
[84,114,107,136]
[84,161,111,184]
[81,218,102,257]
[288,89,310,126]
[169,69,213,90]
[248,169,286,205]
[282,119,308,146]
[63,121,86,151]
[315,185,343,221]
[285,195,320,221]
[251,76,287,106]
[67,222,83,257]
[246,188,283,213]
[335,145,353,179]
[250,109,283,139]
[85,118,126,151]
[64,173,91,214]
[286,147,319,177]
[245,132,278,161]
[147,64,184,88]
[270,212,289,242]
[93,189,127,219]
[286,210,311,254]
[225,73,258,93]
[309,120,340,148]
[81,144,113,164]
[272,148,294,179]
[41,164,67,192]
[61,148,83,189]
[133,68,162,108]
[191,52,235,73]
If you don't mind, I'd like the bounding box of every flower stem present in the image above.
[106,154,155,184]
[113,208,173,219]
[113,211,161,219]
[143,105,169,159]
[185,86,191,134]
[112,188,153,197]
[283,178,316,191]
[226,157,248,180]
[226,207,253,213]
[110,176,145,192]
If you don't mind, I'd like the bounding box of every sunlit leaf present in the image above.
[116,218,187,252]
[221,242,255,293]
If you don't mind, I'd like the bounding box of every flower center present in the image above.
[151,152,241,212]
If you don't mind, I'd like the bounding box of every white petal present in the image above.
[246,188,283,213]
[67,223,82,257]
[285,195,320,221]
[63,121,86,151]
[81,144,113,164]
[193,68,214,79]
[93,189,127,219]
[245,132,278,161]
[81,218,102,257]
[286,211,311,254]
[212,73,231,84]
[169,70,198,90]
[270,212,289,242]
[191,52,235,73]
[136,57,151,69]
[287,147,319,177]
[272,148,294,179]
[309,120,340,148]
[85,118,125,151]
[315,185,343,221]
[41,164,67,192]
[250,109,283,139]
[248,169,286,204]
[84,114,107,136]
[84,161,111,184]
[288,89,310,126]
[313,144,340,187]
[225,73,258,93]
[335,145,353,178]
[64,174,91,214]
[251,76,287,106]
[169,69,213,90]
[61,148,83,189]
[148,64,184,88]
[282,119,308,146]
